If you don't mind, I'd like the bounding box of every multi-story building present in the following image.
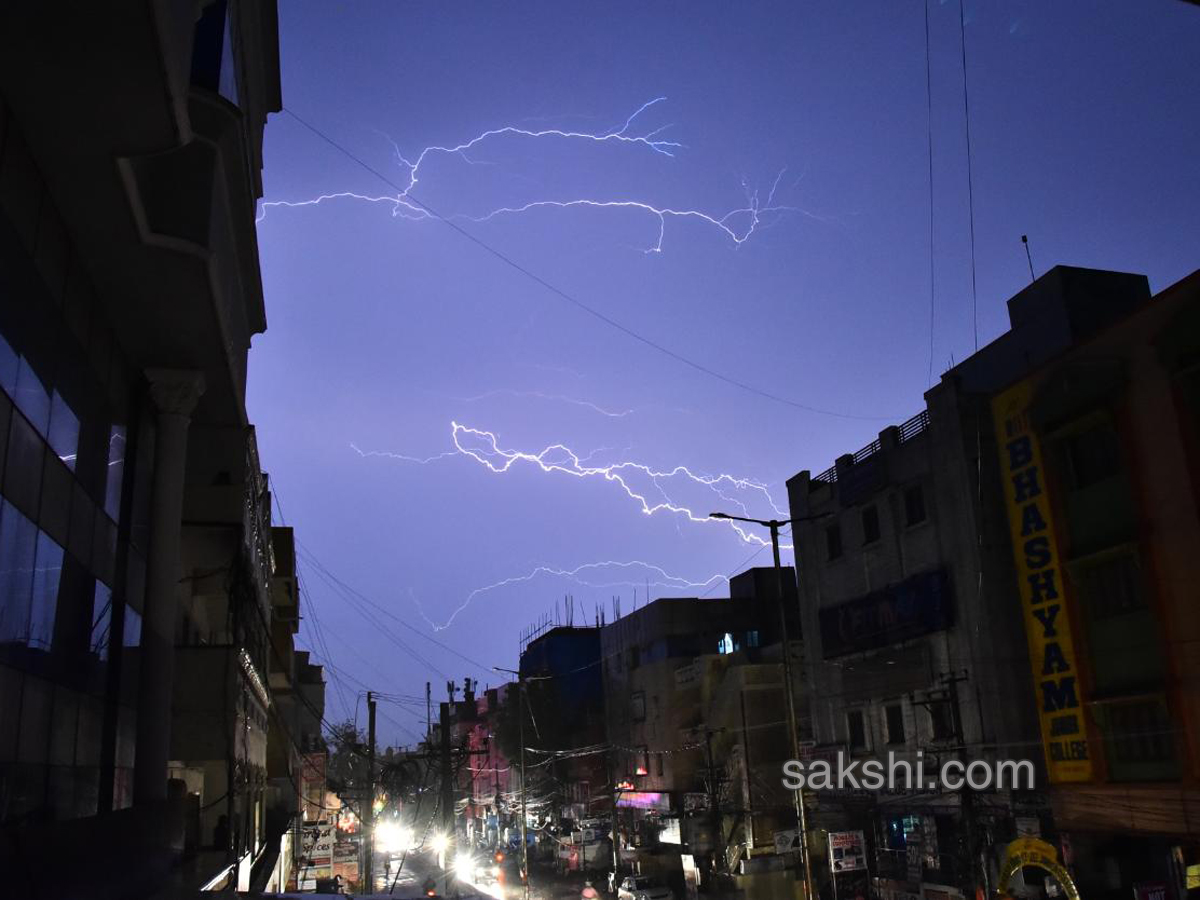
[0,1,290,894]
[785,266,1166,899]
[458,683,513,848]
[520,624,606,824]
[990,268,1200,898]
[599,579,807,896]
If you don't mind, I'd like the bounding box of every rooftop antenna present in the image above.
[1021,235,1036,283]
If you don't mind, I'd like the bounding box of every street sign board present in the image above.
[773,829,800,854]
[829,830,867,873]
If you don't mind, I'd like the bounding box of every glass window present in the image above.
[123,605,142,648]
[1063,423,1121,490]
[885,703,906,745]
[847,709,866,750]
[1078,553,1145,619]
[826,524,843,560]
[191,1,239,105]
[928,700,954,741]
[29,531,62,650]
[904,484,926,526]
[1105,698,1175,765]
[47,390,80,472]
[0,332,17,396]
[862,505,881,545]
[0,500,37,644]
[91,582,113,660]
[104,425,127,521]
[13,355,51,435]
[630,692,645,722]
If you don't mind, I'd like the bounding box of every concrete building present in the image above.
[990,269,1200,898]
[520,624,606,823]
[786,267,1163,898]
[599,586,808,899]
[0,1,292,894]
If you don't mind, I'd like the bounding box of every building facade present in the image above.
[991,269,1200,898]
[786,266,1169,900]
[0,2,308,895]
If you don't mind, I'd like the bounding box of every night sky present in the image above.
[248,1,1200,745]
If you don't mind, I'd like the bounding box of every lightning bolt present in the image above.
[352,423,790,547]
[256,98,812,252]
[349,443,459,465]
[412,560,730,632]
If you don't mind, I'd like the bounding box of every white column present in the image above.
[134,368,205,805]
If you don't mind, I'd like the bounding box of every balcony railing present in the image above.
[811,409,929,488]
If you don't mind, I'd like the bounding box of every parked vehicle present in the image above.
[617,875,674,900]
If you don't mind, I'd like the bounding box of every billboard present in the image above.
[992,381,1093,782]
[828,830,867,873]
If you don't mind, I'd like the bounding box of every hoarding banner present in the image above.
[993,382,1093,783]
[829,830,867,873]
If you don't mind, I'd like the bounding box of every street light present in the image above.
[495,666,530,900]
[709,512,828,900]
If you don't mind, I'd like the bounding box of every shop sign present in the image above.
[829,830,867,873]
[993,382,1093,783]
[1133,882,1168,900]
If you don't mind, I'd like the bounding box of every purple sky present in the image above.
[249,1,1200,745]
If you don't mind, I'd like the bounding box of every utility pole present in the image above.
[427,681,432,741]
[942,669,978,898]
[704,728,724,874]
[441,683,455,888]
[518,674,530,900]
[607,750,620,885]
[710,511,827,900]
[366,691,377,893]
[494,666,531,900]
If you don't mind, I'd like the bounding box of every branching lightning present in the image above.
[257,98,810,252]
[412,560,729,632]
[449,422,789,545]
[351,422,790,547]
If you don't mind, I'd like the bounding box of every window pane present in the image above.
[104,425,127,521]
[0,332,18,396]
[905,485,926,526]
[123,605,142,648]
[847,710,866,749]
[14,355,51,435]
[29,531,63,650]
[0,500,37,643]
[886,704,906,744]
[826,525,843,560]
[862,506,880,544]
[91,582,113,661]
[48,390,80,472]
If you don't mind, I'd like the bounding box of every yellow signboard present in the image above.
[992,382,1093,783]
[997,837,1080,900]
